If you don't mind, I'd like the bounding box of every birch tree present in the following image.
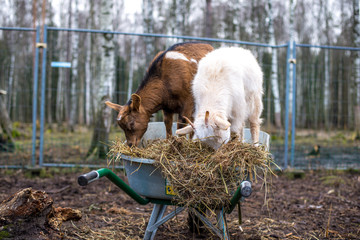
[87,0,115,158]
[176,0,187,37]
[69,0,79,131]
[84,0,94,126]
[55,3,68,124]
[322,0,331,129]
[142,0,154,64]
[205,0,213,37]
[127,37,135,101]
[267,0,282,128]
[288,0,297,127]
[354,0,360,133]
[167,0,186,45]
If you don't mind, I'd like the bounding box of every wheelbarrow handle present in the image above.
[78,171,99,186]
[78,168,150,205]
[226,180,252,214]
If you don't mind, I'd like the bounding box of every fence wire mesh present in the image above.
[0,26,359,169]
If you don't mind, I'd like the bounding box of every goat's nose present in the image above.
[127,142,133,147]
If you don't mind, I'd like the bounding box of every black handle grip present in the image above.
[78,171,99,186]
[240,181,252,197]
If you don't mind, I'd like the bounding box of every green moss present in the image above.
[11,129,21,138]
[345,168,360,174]
[12,121,21,128]
[320,175,345,187]
[1,169,15,175]
[39,168,53,178]
[284,169,306,180]
[0,226,11,239]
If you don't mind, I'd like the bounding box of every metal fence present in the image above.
[0,25,359,170]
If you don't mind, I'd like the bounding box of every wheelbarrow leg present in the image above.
[192,208,230,240]
[216,208,230,240]
[144,204,186,240]
[144,204,167,240]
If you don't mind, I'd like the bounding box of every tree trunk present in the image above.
[142,0,154,64]
[354,0,360,132]
[64,0,72,124]
[9,54,16,121]
[47,47,53,126]
[87,96,112,159]
[85,26,92,125]
[205,0,213,38]
[322,0,331,129]
[90,0,98,125]
[267,0,282,128]
[69,0,79,132]
[87,0,115,159]
[84,0,95,126]
[324,50,330,128]
[127,37,135,100]
[288,0,297,130]
[0,92,14,152]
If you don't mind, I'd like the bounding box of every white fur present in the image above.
[191,47,263,149]
[165,51,189,61]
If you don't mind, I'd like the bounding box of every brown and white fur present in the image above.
[105,42,214,147]
[176,47,263,149]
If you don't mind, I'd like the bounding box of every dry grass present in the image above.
[109,136,275,213]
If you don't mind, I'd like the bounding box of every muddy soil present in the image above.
[0,169,359,240]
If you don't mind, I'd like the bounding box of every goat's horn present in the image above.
[205,111,209,126]
[183,116,195,129]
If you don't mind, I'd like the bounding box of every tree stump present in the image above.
[0,188,81,239]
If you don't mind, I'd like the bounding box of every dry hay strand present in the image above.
[109,136,275,212]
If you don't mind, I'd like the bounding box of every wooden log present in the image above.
[0,188,82,238]
[47,207,82,230]
[0,188,53,224]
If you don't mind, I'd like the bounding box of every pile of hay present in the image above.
[109,136,274,211]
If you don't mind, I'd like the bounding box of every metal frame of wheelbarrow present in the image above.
[78,168,252,240]
[78,122,269,240]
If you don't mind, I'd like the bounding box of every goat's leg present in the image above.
[231,121,245,142]
[249,95,263,145]
[249,121,260,145]
[163,111,174,138]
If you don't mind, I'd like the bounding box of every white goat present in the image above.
[176,47,263,149]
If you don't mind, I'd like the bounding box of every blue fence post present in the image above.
[39,25,48,167]
[290,41,297,167]
[31,26,41,167]
[284,42,291,169]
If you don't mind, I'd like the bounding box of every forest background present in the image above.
[0,0,359,163]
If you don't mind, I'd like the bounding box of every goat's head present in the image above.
[105,94,150,147]
[176,111,231,149]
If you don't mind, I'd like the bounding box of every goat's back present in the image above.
[192,47,263,117]
[194,47,262,94]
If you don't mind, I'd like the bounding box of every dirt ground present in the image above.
[0,168,359,240]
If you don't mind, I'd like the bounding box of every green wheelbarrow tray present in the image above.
[78,122,270,240]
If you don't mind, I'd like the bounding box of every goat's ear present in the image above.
[176,126,194,135]
[105,101,123,112]
[131,94,141,111]
[214,116,231,130]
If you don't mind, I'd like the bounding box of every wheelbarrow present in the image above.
[78,122,270,240]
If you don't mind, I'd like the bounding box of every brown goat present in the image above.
[105,42,214,146]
